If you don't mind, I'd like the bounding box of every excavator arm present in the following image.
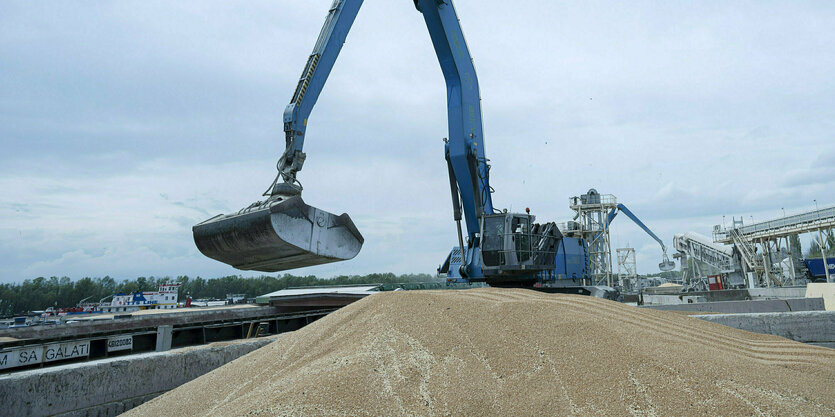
[193,0,370,272]
[605,204,676,271]
[274,0,494,232]
[274,0,363,192]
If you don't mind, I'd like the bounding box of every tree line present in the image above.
[806,230,835,258]
[0,273,436,318]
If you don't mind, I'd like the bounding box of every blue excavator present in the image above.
[440,192,675,292]
[192,0,651,292]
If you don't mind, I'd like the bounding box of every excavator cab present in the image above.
[480,213,561,278]
[193,194,363,272]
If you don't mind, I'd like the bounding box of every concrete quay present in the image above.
[693,310,835,348]
[0,336,278,417]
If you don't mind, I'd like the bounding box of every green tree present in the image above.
[0,272,440,317]
[789,235,803,261]
[807,230,835,258]
[73,277,97,306]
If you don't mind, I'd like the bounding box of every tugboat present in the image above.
[101,283,180,313]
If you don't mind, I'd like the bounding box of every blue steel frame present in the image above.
[282,0,494,277]
[605,204,668,252]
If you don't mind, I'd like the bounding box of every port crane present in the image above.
[193,0,564,286]
[604,204,676,272]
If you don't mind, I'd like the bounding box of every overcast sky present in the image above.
[1,1,833,283]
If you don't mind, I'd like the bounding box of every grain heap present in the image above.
[127,288,835,416]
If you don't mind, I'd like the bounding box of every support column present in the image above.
[786,235,797,286]
[693,257,703,289]
[760,238,771,287]
[155,325,173,352]
[820,228,832,283]
[774,238,783,286]
[607,242,613,288]
[607,208,612,287]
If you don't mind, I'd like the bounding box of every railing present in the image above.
[730,229,763,271]
[714,206,835,240]
[557,221,604,234]
[569,194,617,208]
[684,239,736,272]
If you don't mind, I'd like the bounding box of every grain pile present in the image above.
[126,289,835,416]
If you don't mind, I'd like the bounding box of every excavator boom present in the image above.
[193,0,367,272]
[605,204,676,272]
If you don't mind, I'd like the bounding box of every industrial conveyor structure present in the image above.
[712,205,835,286]
[673,232,744,289]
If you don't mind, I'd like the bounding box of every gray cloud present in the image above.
[1,0,834,282]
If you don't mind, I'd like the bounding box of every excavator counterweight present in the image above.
[193,196,363,272]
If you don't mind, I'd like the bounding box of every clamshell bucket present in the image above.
[659,261,676,272]
[193,195,363,272]
[659,254,676,272]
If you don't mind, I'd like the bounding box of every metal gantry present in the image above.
[616,247,637,291]
[672,232,744,288]
[566,190,618,287]
[713,205,835,286]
